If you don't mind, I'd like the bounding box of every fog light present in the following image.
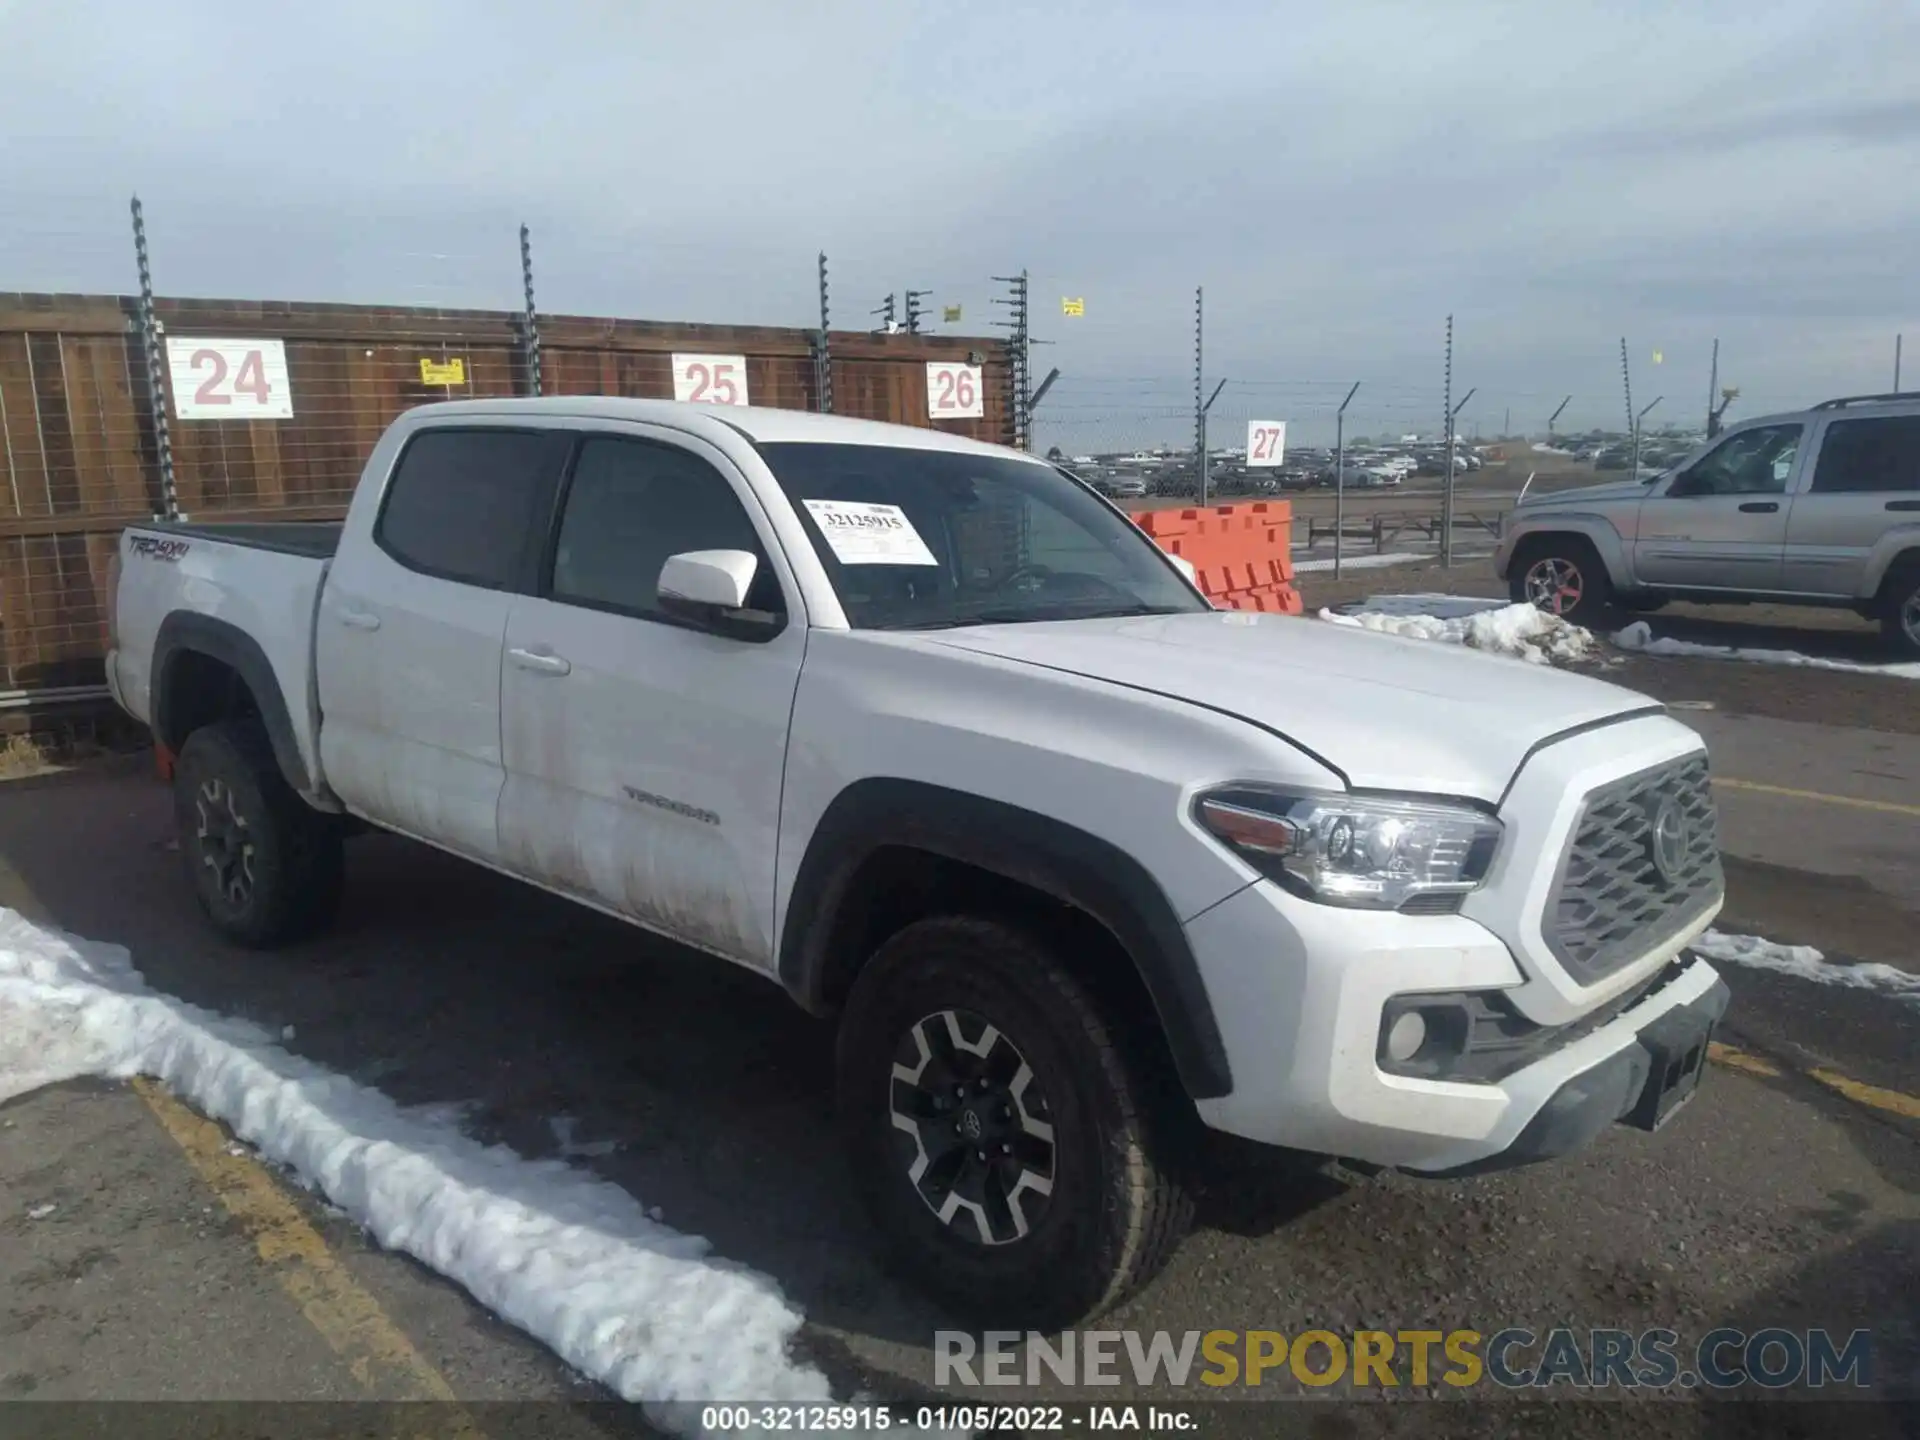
[1386,1009,1427,1063]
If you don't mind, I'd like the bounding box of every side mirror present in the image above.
[658,549,782,639]
[1166,553,1199,586]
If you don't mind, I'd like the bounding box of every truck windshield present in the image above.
[758,442,1208,630]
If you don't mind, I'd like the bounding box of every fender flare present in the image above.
[1501,515,1634,590]
[777,777,1233,1100]
[152,612,311,794]
[1861,529,1920,600]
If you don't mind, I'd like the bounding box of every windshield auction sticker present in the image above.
[802,499,939,566]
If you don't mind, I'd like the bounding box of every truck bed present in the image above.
[147,520,344,560]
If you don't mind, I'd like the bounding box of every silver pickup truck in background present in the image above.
[1497,393,1920,656]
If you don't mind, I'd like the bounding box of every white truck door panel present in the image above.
[496,433,804,968]
[316,426,561,863]
[1633,422,1804,590]
[1784,414,1920,596]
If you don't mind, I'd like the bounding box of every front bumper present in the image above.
[1184,878,1727,1173]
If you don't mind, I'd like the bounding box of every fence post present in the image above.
[992,270,1030,449]
[814,251,833,414]
[519,224,543,397]
[1193,287,1208,504]
[1441,315,1454,567]
[130,195,178,520]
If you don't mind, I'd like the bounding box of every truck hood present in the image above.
[922,611,1660,800]
[1517,479,1651,509]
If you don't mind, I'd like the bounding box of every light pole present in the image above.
[1334,381,1360,580]
[1631,396,1663,480]
[1199,378,1227,504]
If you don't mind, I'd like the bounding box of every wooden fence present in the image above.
[0,291,1013,699]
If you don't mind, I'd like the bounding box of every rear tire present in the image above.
[836,916,1192,1330]
[1881,561,1920,659]
[173,720,344,948]
[1510,535,1614,627]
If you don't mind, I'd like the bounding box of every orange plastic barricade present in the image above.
[1133,501,1302,616]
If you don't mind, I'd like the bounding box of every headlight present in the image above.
[1195,787,1502,911]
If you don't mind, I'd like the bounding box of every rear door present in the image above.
[316,425,564,863]
[1632,422,1805,591]
[496,430,805,969]
[1783,412,1920,596]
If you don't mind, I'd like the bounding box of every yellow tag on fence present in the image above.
[419,358,466,386]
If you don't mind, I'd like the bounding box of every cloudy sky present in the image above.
[2,0,1915,444]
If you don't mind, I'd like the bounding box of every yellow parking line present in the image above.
[1806,1067,1920,1121]
[1713,776,1920,818]
[134,1078,482,1423]
[1708,1042,1920,1122]
[1707,1042,1780,1078]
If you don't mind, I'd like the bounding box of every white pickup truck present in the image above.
[107,397,1730,1328]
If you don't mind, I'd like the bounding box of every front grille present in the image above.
[1547,753,1723,983]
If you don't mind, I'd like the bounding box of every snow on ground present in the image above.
[1531,442,1573,456]
[1692,929,1920,1006]
[1320,601,1599,665]
[1614,621,1920,680]
[0,908,835,1434]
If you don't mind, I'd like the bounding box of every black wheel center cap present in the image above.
[959,1108,984,1141]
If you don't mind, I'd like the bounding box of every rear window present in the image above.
[1811,415,1920,494]
[375,429,554,589]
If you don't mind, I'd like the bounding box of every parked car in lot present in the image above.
[108,397,1731,1328]
[1498,394,1920,654]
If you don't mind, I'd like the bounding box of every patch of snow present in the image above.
[1614,621,1920,680]
[27,1202,56,1220]
[1692,930,1920,1006]
[1531,442,1573,456]
[280,1024,296,1041]
[1320,601,1599,666]
[0,908,836,1428]
[549,1113,621,1160]
[1337,592,1507,620]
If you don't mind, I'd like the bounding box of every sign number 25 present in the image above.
[672,353,751,406]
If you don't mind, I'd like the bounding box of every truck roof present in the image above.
[403,396,1032,460]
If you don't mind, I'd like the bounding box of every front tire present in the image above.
[1510,536,1613,627]
[172,720,344,948]
[1880,561,1920,659]
[836,917,1192,1329]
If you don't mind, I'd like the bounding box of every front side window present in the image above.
[1675,424,1804,497]
[1811,415,1920,494]
[376,429,552,588]
[549,437,782,618]
[759,443,1206,630]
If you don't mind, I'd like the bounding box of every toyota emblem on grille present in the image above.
[1649,797,1689,884]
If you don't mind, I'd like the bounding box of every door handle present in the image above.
[337,609,382,631]
[507,647,572,676]
[1887,500,1920,512]
[1738,502,1779,513]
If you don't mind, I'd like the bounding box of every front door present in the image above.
[1633,422,1805,591]
[316,425,564,864]
[1784,412,1920,596]
[497,431,805,969]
